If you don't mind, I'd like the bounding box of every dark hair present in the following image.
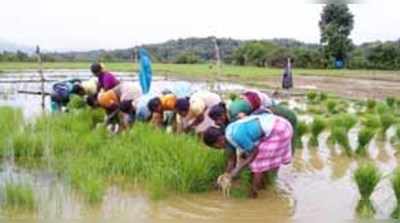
[203,127,225,147]
[176,97,190,113]
[86,94,98,108]
[120,100,134,113]
[208,102,227,121]
[147,97,161,112]
[90,63,102,74]
[71,84,85,95]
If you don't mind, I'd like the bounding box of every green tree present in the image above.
[175,51,202,64]
[319,4,354,66]
[232,41,279,67]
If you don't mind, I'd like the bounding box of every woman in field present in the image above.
[50,78,84,112]
[207,89,273,127]
[90,63,120,91]
[97,82,142,130]
[147,93,178,129]
[175,90,222,134]
[203,113,293,198]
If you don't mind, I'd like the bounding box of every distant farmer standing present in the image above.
[282,58,293,90]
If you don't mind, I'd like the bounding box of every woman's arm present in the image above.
[230,147,259,178]
[225,150,236,173]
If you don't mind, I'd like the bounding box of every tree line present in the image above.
[1,4,399,70]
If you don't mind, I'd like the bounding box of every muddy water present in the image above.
[0,71,399,222]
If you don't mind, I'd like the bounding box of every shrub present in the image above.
[309,116,327,147]
[353,163,381,218]
[356,127,375,156]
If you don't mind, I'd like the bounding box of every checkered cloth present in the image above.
[249,116,293,173]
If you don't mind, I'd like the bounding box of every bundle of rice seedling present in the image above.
[376,102,390,115]
[295,121,309,148]
[386,97,396,108]
[353,163,381,218]
[391,168,400,219]
[379,113,396,137]
[331,127,352,156]
[361,114,381,130]
[325,99,338,114]
[356,127,376,156]
[319,92,328,101]
[309,116,327,147]
[306,91,318,103]
[366,99,376,112]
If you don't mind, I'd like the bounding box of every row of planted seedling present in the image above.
[354,163,400,219]
[295,113,400,157]
[304,90,400,116]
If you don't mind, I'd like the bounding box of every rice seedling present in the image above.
[15,109,227,202]
[330,127,352,156]
[366,99,376,112]
[306,91,318,103]
[0,107,23,156]
[309,116,327,147]
[391,168,400,219]
[361,114,381,130]
[319,92,328,101]
[2,181,36,212]
[356,127,376,156]
[379,113,396,137]
[307,105,324,115]
[230,169,252,198]
[376,102,390,115]
[386,97,396,108]
[228,92,239,101]
[295,121,308,148]
[325,99,338,114]
[67,95,87,111]
[353,163,381,218]
[330,114,358,131]
[396,125,400,141]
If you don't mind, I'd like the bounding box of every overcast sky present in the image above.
[1,0,399,51]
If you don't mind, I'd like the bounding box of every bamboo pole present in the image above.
[36,45,45,110]
[213,37,222,93]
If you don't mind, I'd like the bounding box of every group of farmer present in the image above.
[49,49,296,198]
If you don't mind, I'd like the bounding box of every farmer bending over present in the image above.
[50,78,84,112]
[175,90,222,135]
[203,113,293,198]
[147,93,178,129]
[97,82,142,131]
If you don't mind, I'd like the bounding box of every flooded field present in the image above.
[0,71,399,222]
